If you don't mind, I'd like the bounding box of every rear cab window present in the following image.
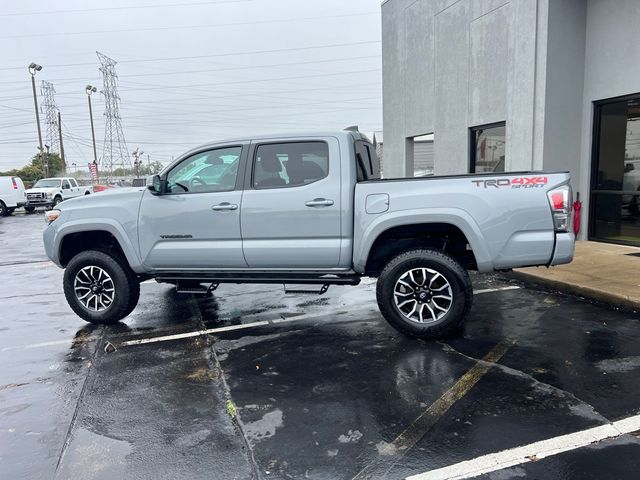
[354,140,381,182]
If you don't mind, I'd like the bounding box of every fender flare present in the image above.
[353,208,494,273]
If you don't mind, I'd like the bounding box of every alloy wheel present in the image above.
[393,268,453,324]
[73,266,115,311]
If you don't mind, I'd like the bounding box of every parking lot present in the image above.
[2,211,640,480]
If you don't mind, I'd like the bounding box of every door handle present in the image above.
[305,198,334,207]
[211,202,238,211]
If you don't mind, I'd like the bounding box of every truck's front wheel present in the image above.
[376,249,472,339]
[63,250,140,324]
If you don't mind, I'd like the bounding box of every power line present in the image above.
[0,54,380,86]
[0,12,379,39]
[0,0,252,17]
[0,40,381,71]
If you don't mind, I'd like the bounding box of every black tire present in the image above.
[52,196,63,207]
[63,250,140,324]
[24,206,35,213]
[376,249,473,339]
[0,201,6,216]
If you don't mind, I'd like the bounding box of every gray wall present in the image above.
[382,0,640,239]
[576,0,640,236]
[381,0,543,177]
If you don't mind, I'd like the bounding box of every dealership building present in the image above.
[381,0,640,246]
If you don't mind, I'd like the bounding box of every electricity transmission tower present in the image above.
[97,51,130,178]
[40,80,59,154]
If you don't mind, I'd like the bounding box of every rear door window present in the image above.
[253,141,329,189]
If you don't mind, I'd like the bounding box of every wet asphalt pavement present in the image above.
[2,212,640,480]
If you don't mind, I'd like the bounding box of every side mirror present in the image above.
[63,184,70,190]
[147,174,165,195]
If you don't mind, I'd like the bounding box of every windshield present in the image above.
[33,179,61,188]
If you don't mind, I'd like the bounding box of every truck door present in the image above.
[61,179,73,198]
[138,144,248,269]
[240,138,342,268]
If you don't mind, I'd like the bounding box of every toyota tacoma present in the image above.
[42,130,574,338]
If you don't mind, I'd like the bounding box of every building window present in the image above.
[590,94,640,247]
[409,133,434,177]
[470,122,506,173]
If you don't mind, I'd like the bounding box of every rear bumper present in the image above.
[550,232,575,266]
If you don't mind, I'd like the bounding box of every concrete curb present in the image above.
[510,270,640,314]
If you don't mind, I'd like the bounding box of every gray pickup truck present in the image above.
[42,130,574,338]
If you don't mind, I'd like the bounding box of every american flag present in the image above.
[88,162,98,182]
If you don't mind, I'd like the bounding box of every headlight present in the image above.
[44,209,61,224]
[46,192,53,198]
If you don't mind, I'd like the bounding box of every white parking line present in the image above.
[473,285,520,295]
[118,309,367,347]
[1,339,72,352]
[405,413,640,480]
[0,285,521,352]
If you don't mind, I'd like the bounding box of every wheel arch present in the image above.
[363,223,478,276]
[55,221,144,272]
[354,209,494,275]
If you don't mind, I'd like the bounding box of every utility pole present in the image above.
[44,144,50,177]
[85,85,98,165]
[57,111,66,173]
[28,62,43,162]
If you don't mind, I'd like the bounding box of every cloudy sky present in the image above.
[0,0,382,172]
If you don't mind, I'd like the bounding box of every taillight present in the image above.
[547,185,572,232]
[11,177,17,190]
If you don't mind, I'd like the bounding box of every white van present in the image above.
[0,176,27,216]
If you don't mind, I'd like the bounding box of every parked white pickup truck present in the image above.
[25,177,92,212]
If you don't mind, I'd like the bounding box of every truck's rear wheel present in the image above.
[0,201,7,216]
[63,250,140,324]
[376,249,472,339]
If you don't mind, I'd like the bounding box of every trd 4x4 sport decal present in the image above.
[471,176,548,189]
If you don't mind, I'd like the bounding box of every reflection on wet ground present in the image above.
[1,213,640,480]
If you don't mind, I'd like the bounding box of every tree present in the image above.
[31,152,64,176]
[0,151,65,186]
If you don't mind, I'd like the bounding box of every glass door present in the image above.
[590,95,640,246]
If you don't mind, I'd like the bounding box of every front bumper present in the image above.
[550,232,575,266]
[26,199,53,207]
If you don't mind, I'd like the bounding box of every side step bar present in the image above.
[157,271,361,286]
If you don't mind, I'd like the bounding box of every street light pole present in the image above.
[28,62,43,159]
[85,85,98,166]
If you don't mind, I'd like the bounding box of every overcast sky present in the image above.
[0,0,382,172]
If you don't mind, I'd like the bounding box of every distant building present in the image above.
[382,0,640,246]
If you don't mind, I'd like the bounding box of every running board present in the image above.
[284,284,330,295]
[157,271,361,286]
[175,282,219,294]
